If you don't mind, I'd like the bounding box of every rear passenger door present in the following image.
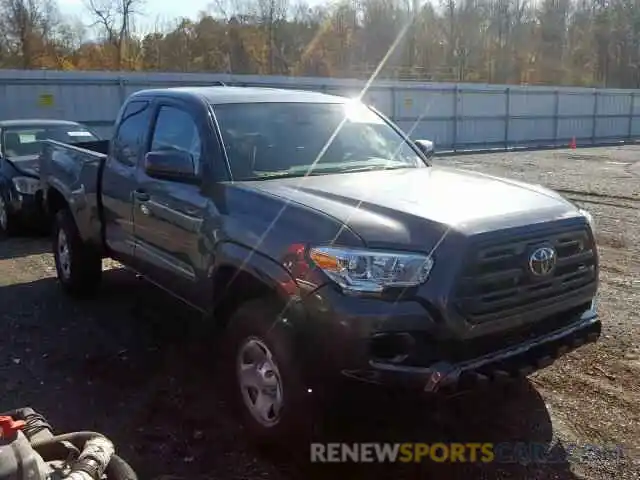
[132,100,208,307]
[102,100,152,264]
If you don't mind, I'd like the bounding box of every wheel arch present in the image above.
[208,242,300,329]
[44,186,69,216]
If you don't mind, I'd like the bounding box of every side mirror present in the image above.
[414,139,435,159]
[144,150,197,183]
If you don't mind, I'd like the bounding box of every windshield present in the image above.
[2,125,98,159]
[213,101,425,180]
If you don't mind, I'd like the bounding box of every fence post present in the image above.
[118,76,126,105]
[452,84,459,151]
[390,85,396,124]
[0,80,8,121]
[591,90,598,145]
[553,89,560,147]
[628,92,634,141]
[504,87,510,150]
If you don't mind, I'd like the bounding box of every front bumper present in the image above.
[341,308,600,393]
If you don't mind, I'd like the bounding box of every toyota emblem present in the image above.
[529,246,557,276]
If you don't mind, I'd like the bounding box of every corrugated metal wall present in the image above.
[1,69,639,151]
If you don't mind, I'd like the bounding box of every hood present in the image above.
[5,155,40,177]
[243,166,581,249]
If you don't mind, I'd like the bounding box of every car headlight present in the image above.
[12,176,40,195]
[309,246,434,294]
[579,208,595,233]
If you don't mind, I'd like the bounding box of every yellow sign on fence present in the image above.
[38,94,54,107]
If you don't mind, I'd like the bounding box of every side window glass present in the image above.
[112,100,151,167]
[150,106,202,175]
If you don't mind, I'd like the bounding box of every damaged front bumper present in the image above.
[342,306,601,394]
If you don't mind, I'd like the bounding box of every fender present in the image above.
[209,241,326,388]
[43,181,87,231]
[210,241,303,304]
[44,184,89,235]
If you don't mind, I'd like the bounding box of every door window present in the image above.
[150,106,202,175]
[112,100,151,167]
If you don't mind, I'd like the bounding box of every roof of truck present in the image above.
[0,119,82,127]
[131,86,350,105]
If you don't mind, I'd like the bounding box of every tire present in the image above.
[0,193,15,239]
[52,208,102,296]
[223,297,318,445]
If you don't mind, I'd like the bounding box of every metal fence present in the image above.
[2,69,640,152]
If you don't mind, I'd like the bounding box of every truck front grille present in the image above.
[454,221,597,323]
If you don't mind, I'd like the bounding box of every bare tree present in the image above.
[84,0,144,69]
[257,0,289,73]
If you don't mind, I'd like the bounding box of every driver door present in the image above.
[132,101,208,306]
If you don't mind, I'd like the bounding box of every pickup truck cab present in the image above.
[39,86,601,442]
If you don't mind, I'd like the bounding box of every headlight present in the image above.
[309,246,434,294]
[579,208,595,233]
[12,176,40,195]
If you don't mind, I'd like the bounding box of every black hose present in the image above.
[106,455,139,480]
[0,407,53,443]
[37,446,138,480]
[32,431,138,480]
[31,440,67,460]
[31,430,106,450]
[2,410,137,480]
[0,407,27,416]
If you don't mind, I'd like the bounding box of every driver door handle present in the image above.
[133,189,150,202]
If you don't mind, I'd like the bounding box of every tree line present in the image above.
[2,0,640,88]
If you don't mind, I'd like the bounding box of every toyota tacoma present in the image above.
[38,86,600,442]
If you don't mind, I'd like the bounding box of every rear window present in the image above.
[2,125,99,158]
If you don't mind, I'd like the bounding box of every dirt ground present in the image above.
[0,145,638,479]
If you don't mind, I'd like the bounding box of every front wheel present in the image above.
[224,298,318,444]
[53,209,102,296]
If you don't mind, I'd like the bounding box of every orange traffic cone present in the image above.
[570,137,577,149]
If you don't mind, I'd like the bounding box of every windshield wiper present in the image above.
[327,163,412,174]
[252,171,301,180]
[251,170,330,180]
[251,160,412,180]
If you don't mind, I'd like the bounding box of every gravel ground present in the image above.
[0,145,638,479]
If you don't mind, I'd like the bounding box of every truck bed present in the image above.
[39,139,109,250]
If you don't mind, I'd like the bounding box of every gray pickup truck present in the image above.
[39,86,601,443]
